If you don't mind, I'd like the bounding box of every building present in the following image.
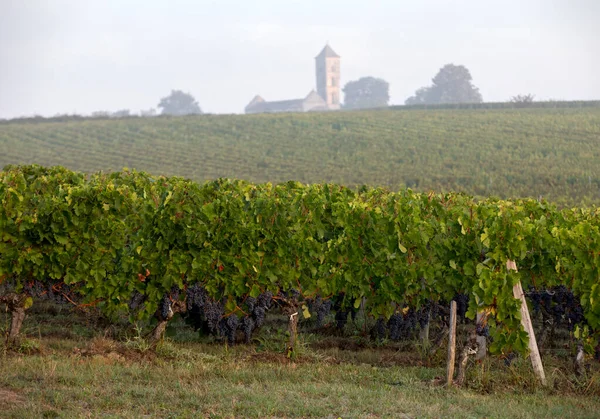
[245,44,341,114]
[315,44,341,110]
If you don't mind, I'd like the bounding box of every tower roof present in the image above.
[315,44,340,59]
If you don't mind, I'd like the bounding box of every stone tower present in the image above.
[315,44,341,110]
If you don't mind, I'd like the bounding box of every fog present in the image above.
[0,0,598,118]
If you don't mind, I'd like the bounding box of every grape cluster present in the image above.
[128,291,145,311]
[257,291,273,310]
[23,280,45,298]
[453,294,469,321]
[504,352,518,367]
[241,316,256,343]
[387,313,403,341]
[310,296,332,328]
[204,299,224,333]
[186,283,208,311]
[218,314,240,346]
[335,310,349,330]
[476,323,490,338]
[158,294,172,320]
[379,309,419,341]
[209,291,274,345]
[526,286,586,330]
[245,296,257,313]
[375,317,387,341]
[253,291,272,328]
[184,284,224,334]
[417,307,430,329]
[528,286,542,314]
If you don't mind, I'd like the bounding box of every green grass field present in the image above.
[2,107,600,206]
[1,304,599,418]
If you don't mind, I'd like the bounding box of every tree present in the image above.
[111,109,131,118]
[405,64,482,105]
[158,90,202,116]
[343,77,390,109]
[510,94,535,107]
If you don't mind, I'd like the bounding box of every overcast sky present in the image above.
[0,0,598,118]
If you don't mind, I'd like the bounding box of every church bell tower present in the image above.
[315,44,341,110]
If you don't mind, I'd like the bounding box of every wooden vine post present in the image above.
[286,311,299,358]
[446,300,457,386]
[1,293,31,345]
[507,260,547,386]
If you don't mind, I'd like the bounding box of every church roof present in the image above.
[304,90,325,102]
[245,98,304,113]
[245,90,329,114]
[315,44,340,59]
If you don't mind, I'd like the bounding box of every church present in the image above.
[244,44,341,114]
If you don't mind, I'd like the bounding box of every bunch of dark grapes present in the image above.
[417,307,430,330]
[170,285,180,301]
[453,294,469,321]
[204,299,224,333]
[335,310,349,331]
[311,296,332,328]
[218,315,240,345]
[245,296,257,313]
[257,291,273,309]
[595,345,600,363]
[504,352,518,367]
[527,286,542,314]
[251,291,272,328]
[46,282,75,304]
[476,323,490,338]
[186,283,207,311]
[158,294,172,320]
[540,292,552,311]
[253,306,266,327]
[551,304,565,325]
[128,291,145,311]
[289,289,301,302]
[387,313,403,341]
[23,280,45,298]
[241,316,256,343]
[527,286,587,331]
[566,305,585,331]
[375,317,387,341]
[430,302,440,322]
[404,309,417,335]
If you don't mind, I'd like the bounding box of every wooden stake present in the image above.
[507,260,547,386]
[286,311,299,358]
[447,300,457,387]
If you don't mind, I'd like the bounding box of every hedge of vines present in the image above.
[1,164,599,356]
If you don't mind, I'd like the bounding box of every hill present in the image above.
[1,107,600,205]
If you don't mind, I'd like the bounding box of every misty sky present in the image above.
[0,0,598,118]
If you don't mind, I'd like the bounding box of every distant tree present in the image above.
[405,64,483,105]
[140,108,157,117]
[112,109,131,118]
[343,77,390,109]
[404,87,433,105]
[510,94,535,107]
[91,111,110,118]
[158,90,202,116]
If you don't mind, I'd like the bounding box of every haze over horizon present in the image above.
[1,0,598,118]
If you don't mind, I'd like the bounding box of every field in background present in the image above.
[1,107,600,206]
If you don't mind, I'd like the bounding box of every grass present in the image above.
[2,108,600,206]
[0,304,599,418]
